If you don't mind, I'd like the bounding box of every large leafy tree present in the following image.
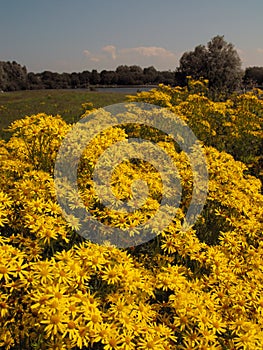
[178,35,244,98]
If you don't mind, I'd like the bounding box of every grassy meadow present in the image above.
[0,89,129,140]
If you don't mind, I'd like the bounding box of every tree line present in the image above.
[1,36,263,96]
[0,63,178,91]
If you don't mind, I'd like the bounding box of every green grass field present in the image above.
[0,89,129,140]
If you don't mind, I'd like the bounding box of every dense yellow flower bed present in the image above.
[0,83,263,349]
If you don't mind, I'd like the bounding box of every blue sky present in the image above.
[1,0,263,72]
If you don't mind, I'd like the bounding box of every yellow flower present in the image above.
[0,293,9,317]
[32,260,54,285]
[103,333,123,350]
[101,265,121,285]
[85,310,103,331]
[41,312,67,338]
[120,330,136,350]
[137,335,165,350]
[0,262,16,282]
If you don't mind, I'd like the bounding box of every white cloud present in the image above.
[102,45,117,60]
[120,46,176,58]
[83,50,91,56]
[83,45,178,70]
[83,50,101,62]
[257,48,263,54]
[90,57,100,62]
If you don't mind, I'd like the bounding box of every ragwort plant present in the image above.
[0,86,263,350]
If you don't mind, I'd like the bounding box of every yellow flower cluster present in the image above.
[129,80,263,182]
[0,88,263,350]
[6,113,71,173]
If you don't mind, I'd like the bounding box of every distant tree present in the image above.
[178,35,244,98]
[27,72,43,89]
[116,65,129,74]
[0,61,28,91]
[244,67,263,88]
[157,70,175,85]
[90,69,100,85]
[79,70,91,88]
[0,62,8,90]
[59,73,71,89]
[129,65,143,84]
[143,66,158,84]
[39,71,58,89]
[116,65,135,85]
[100,70,117,85]
[70,72,81,88]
